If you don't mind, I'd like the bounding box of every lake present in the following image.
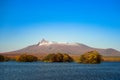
[0,62,120,80]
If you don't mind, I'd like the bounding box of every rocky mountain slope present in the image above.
[1,39,120,56]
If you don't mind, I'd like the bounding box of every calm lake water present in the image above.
[0,62,120,80]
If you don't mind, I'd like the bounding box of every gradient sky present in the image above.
[0,0,120,52]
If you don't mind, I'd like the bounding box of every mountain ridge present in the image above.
[1,39,120,56]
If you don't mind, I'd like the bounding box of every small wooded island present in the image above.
[0,50,102,64]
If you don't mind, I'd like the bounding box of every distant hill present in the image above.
[1,39,120,56]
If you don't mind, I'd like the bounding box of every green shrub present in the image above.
[43,53,73,62]
[0,55,5,62]
[16,54,38,62]
[78,50,102,64]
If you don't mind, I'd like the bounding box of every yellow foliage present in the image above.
[78,50,102,64]
[16,54,38,62]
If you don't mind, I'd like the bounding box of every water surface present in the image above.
[0,62,120,80]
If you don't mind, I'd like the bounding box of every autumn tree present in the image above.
[55,53,64,62]
[63,54,73,62]
[4,56,10,61]
[16,54,38,62]
[43,54,56,62]
[0,55,5,62]
[43,53,73,62]
[79,50,102,64]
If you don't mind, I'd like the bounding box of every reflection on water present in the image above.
[0,62,120,80]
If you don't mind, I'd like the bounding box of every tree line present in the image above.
[0,50,102,64]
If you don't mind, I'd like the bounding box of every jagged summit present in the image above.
[40,39,49,43]
[38,39,53,46]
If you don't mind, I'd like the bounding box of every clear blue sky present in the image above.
[0,0,120,52]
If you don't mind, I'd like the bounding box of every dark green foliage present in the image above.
[0,55,5,62]
[16,54,38,62]
[43,53,73,62]
[79,50,102,64]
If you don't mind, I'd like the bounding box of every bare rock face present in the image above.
[38,38,50,46]
[2,39,120,56]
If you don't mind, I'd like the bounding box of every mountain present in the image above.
[1,39,120,56]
